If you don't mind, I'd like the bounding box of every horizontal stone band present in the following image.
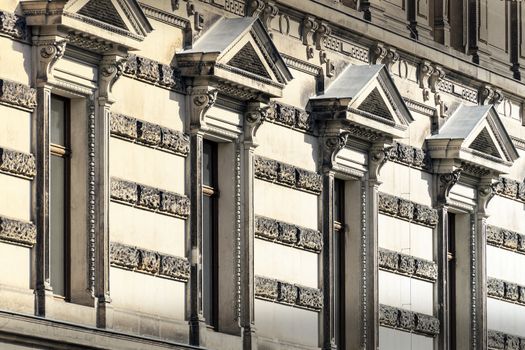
[110,112,190,157]
[487,277,525,305]
[254,275,323,311]
[488,330,525,350]
[487,225,525,254]
[255,215,322,253]
[110,178,190,219]
[378,192,438,228]
[378,248,437,282]
[110,242,190,282]
[265,102,313,134]
[0,10,27,40]
[123,54,184,92]
[254,155,322,194]
[493,177,525,203]
[0,215,37,247]
[0,78,36,111]
[0,147,36,179]
[379,304,440,337]
[384,141,430,170]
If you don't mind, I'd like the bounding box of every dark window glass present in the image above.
[448,213,456,349]
[333,179,345,348]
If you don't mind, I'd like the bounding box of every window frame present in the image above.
[333,178,345,349]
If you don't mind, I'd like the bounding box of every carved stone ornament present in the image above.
[322,133,349,168]
[254,276,278,300]
[0,215,37,247]
[110,178,190,219]
[262,102,313,133]
[418,60,433,101]
[479,84,504,106]
[122,54,184,92]
[378,192,439,228]
[244,101,272,145]
[254,275,323,311]
[0,79,37,110]
[488,330,525,350]
[492,177,525,203]
[378,248,437,282]
[379,304,440,337]
[261,1,279,36]
[188,86,218,132]
[370,43,399,73]
[248,0,266,17]
[384,142,431,170]
[301,16,319,59]
[487,225,525,254]
[0,147,36,179]
[0,10,26,40]
[437,168,462,203]
[99,55,127,98]
[36,39,67,83]
[110,112,190,156]
[296,285,323,310]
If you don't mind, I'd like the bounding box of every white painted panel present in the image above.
[0,174,30,221]
[0,37,31,84]
[0,105,31,153]
[379,270,434,315]
[254,238,318,288]
[112,78,185,131]
[54,56,97,88]
[279,68,317,107]
[379,326,434,350]
[487,246,525,285]
[110,268,185,320]
[207,105,242,130]
[110,138,186,194]
[379,162,433,206]
[449,183,477,208]
[335,147,367,173]
[255,122,318,171]
[487,196,525,234]
[255,299,318,346]
[378,214,433,260]
[0,243,30,288]
[488,298,525,338]
[254,179,318,230]
[110,202,185,257]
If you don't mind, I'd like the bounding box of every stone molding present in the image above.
[379,304,440,337]
[264,102,314,134]
[384,141,431,171]
[487,225,525,254]
[254,215,322,253]
[487,277,525,305]
[488,330,525,350]
[493,177,525,203]
[110,242,190,282]
[0,147,36,180]
[0,10,27,41]
[254,275,323,311]
[0,78,37,111]
[110,112,190,157]
[122,54,184,93]
[138,2,189,29]
[254,155,322,195]
[378,192,439,228]
[0,215,37,248]
[378,248,437,282]
[110,178,190,219]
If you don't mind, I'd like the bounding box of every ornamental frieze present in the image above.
[384,142,430,170]
[122,54,184,92]
[254,275,323,311]
[378,248,437,282]
[255,215,322,253]
[487,225,525,254]
[378,192,438,228]
[262,102,314,133]
[0,79,37,111]
[254,155,322,195]
[0,147,36,179]
[110,178,190,219]
[488,330,525,350]
[379,304,440,337]
[493,177,525,203]
[0,10,26,40]
[110,242,190,282]
[110,113,190,156]
[487,277,525,305]
[0,215,36,247]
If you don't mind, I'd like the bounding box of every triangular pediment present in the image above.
[308,64,413,140]
[427,104,519,175]
[177,17,292,99]
[78,0,129,30]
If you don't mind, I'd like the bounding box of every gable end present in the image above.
[227,42,271,79]
[79,0,129,30]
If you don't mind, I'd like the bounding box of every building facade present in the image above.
[0,0,524,349]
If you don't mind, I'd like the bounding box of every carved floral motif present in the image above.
[0,216,36,247]
[0,148,36,179]
[0,79,36,110]
[487,277,525,306]
[379,193,438,227]
[0,10,26,40]
[255,216,322,253]
[379,304,440,337]
[255,276,323,311]
[378,248,437,282]
[488,330,525,350]
[384,142,430,170]
[487,225,525,254]
[493,178,525,204]
[122,54,183,91]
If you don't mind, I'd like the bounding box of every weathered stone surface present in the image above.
[488,330,505,349]
[488,225,505,245]
[138,249,160,274]
[160,255,190,281]
[384,142,429,169]
[297,227,323,253]
[136,56,160,82]
[255,216,279,240]
[506,335,520,350]
[415,259,438,281]
[0,10,26,40]
[378,193,399,216]
[137,120,161,145]
[378,248,399,270]
[380,304,440,336]
[398,309,415,330]
[160,191,190,218]
[279,222,297,244]
[503,229,519,250]
[254,156,278,181]
[398,199,414,220]
[399,254,416,275]
[276,103,295,126]
[296,168,322,193]
[278,282,297,304]
[138,185,161,210]
[0,148,36,179]
[161,127,190,156]
[378,248,437,281]
[296,285,323,310]
[0,79,37,110]
[506,282,519,301]
[414,204,439,227]
[277,163,296,186]
[415,313,440,336]
[296,110,311,131]
[254,276,278,300]
[110,178,138,204]
[110,242,139,269]
[488,278,505,298]
[0,216,36,247]
[110,113,137,139]
[520,286,525,304]
[379,304,398,327]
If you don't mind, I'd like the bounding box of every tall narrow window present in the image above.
[448,212,456,349]
[50,95,70,298]
[202,140,218,327]
[333,179,345,349]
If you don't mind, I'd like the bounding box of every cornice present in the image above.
[254,275,323,311]
[138,2,189,29]
[379,304,440,337]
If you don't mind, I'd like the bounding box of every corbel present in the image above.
[478,178,498,216]
[368,142,388,183]
[261,1,279,36]
[247,0,265,17]
[319,51,335,78]
[301,16,318,59]
[34,38,67,86]
[99,55,127,102]
[186,0,195,15]
[418,60,434,101]
[437,169,462,204]
[429,65,445,94]
[479,84,504,107]
[370,42,399,73]
[187,85,218,133]
[321,132,349,171]
[244,101,274,146]
[171,0,180,10]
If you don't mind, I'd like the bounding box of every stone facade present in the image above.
[0,1,524,350]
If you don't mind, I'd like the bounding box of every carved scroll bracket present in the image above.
[187,85,218,134]
[479,84,504,107]
[99,54,127,102]
[301,16,319,60]
[34,37,68,86]
[321,132,349,171]
[244,101,274,146]
[370,42,399,73]
[369,142,389,183]
[436,168,462,204]
[478,177,498,216]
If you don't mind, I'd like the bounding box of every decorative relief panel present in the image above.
[378,192,438,227]
[0,148,36,179]
[0,79,37,111]
[0,10,27,40]
[110,178,190,219]
[255,215,322,253]
[487,225,525,254]
[379,304,440,337]
[378,248,437,282]
[254,275,323,311]
[262,102,314,134]
[384,142,431,170]
[110,242,190,282]
[488,330,525,350]
[438,79,478,103]
[122,54,184,93]
[254,155,322,194]
[0,215,37,247]
[110,112,190,156]
[493,177,525,203]
[487,277,525,305]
